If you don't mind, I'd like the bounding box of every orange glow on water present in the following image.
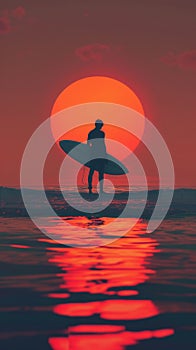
[116,290,138,296]
[54,299,158,320]
[49,328,174,350]
[47,293,70,299]
[68,325,125,333]
[46,220,174,349]
[47,220,156,293]
[49,338,69,350]
[10,244,30,249]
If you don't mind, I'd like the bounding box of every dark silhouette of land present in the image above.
[1,186,196,219]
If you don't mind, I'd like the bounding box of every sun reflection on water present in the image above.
[44,217,174,349]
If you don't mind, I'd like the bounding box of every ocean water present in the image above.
[0,212,196,349]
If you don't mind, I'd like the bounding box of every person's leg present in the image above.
[88,167,94,193]
[98,170,104,193]
[98,159,106,194]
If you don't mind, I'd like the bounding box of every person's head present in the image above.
[95,119,104,130]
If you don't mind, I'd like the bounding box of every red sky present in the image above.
[0,0,196,188]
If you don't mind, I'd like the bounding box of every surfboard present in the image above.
[59,140,128,175]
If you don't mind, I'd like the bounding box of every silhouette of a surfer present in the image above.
[87,119,107,194]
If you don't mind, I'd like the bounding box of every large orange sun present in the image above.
[51,76,144,156]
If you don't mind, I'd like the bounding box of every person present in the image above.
[87,119,107,194]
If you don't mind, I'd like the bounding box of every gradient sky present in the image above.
[0,0,196,188]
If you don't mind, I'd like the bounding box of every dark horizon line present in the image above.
[1,186,196,192]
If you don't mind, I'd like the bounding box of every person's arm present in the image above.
[102,131,106,153]
[87,132,92,147]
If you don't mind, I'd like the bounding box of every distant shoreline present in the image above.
[2,186,196,191]
[0,187,196,219]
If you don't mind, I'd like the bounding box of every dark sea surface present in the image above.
[0,188,196,349]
